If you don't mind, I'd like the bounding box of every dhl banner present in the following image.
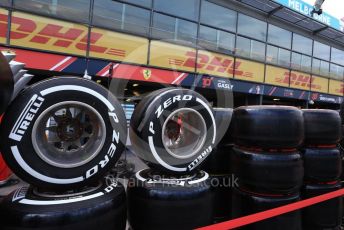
[234,59,264,83]
[89,28,148,65]
[149,41,196,72]
[329,79,344,96]
[196,50,234,78]
[289,70,312,90]
[265,65,290,87]
[10,12,88,56]
[7,12,149,64]
[311,75,329,93]
[0,8,8,44]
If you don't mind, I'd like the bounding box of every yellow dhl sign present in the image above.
[150,41,263,81]
[1,11,148,64]
[196,50,234,78]
[149,41,196,72]
[289,71,312,90]
[265,66,328,92]
[329,79,344,96]
[265,65,290,87]
[281,70,328,92]
[0,8,7,44]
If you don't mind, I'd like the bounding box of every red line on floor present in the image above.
[197,188,344,230]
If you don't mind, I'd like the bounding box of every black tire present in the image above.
[303,109,342,146]
[339,102,344,125]
[201,145,233,174]
[231,147,303,194]
[302,182,342,230]
[0,178,127,230]
[209,174,232,223]
[232,187,302,230]
[303,148,342,183]
[0,77,127,190]
[0,52,14,114]
[130,87,216,174]
[232,106,304,150]
[213,107,233,146]
[127,168,213,230]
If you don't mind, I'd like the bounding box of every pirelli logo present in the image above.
[9,95,45,142]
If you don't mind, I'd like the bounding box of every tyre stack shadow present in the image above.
[301,109,343,230]
[230,106,304,230]
[201,108,234,223]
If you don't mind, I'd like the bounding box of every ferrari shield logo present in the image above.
[143,69,151,80]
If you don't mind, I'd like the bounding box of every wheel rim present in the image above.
[32,101,106,168]
[33,182,102,198]
[147,170,196,181]
[162,108,207,159]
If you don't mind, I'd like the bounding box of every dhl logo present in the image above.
[276,72,322,90]
[0,13,126,57]
[169,51,253,78]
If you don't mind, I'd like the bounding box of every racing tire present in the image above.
[130,87,216,174]
[0,77,127,190]
[303,109,342,146]
[302,182,342,230]
[127,168,213,230]
[302,148,342,183]
[0,178,127,230]
[232,187,302,230]
[231,147,303,194]
[231,106,304,150]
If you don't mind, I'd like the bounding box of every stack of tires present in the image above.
[339,103,344,179]
[231,106,304,230]
[0,56,128,230]
[129,88,218,229]
[201,108,233,222]
[302,109,342,230]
